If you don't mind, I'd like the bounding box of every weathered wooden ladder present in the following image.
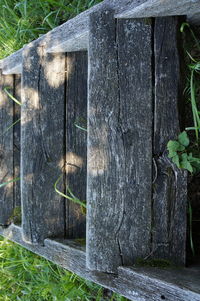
[0,1,200,300]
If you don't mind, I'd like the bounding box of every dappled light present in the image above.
[66,152,84,172]
[88,146,108,176]
[43,55,66,88]
[21,88,40,111]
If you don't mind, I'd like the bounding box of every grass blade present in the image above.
[3,118,21,135]
[74,123,87,132]
[0,177,20,188]
[54,175,86,208]
[4,87,22,106]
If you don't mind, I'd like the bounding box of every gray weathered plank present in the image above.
[0,224,199,301]
[188,11,200,25]
[0,72,14,225]
[0,49,22,75]
[118,266,200,301]
[154,17,184,154]
[152,17,187,265]
[65,52,87,238]
[116,0,200,19]
[13,75,21,210]
[21,45,66,243]
[86,9,152,273]
[152,156,187,265]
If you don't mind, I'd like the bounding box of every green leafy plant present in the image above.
[167,24,200,174]
[167,131,200,173]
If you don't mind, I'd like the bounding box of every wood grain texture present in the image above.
[152,155,187,265]
[0,71,14,225]
[13,75,21,209]
[116,0,199,18]
[65,52,87,238]
[86,9,152,273]
[154,17,183,154]
[0,224,199,301]
[0,49,22,75]
[21,45,66,243]
[152,17,187,265]
[118,266,200,301]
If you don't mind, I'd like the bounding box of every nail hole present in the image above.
[161,295,165,300]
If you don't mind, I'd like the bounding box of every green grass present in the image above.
[0,236,127,301]
[0,0,102,59]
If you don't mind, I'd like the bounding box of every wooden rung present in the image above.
[118,266,200,301]
[0,224,199,301]
[65,51,88,238]
[0,49,22,75]
[86,8,153,273]
[115,0,199,19]
[21,44,66,243]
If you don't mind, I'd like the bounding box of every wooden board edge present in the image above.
[115,0,199,19]
[2,64,22,75]
[0,224,199,301]
[46,30,89,53]
[0,49,22,74]
[118,267,200,301]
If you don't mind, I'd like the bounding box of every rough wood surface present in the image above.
[45,1,146,53]
[21,45,66,243]
[116,0,200,19]
[86,9,152,273]
[0,224,199,301]
[152,17,187,265]
[13,75,21,209]
[154,17,184,154]
[152,156,187,265]
[0,49,22,75]
[0,72,14,225]
[188,11,200,25]
[118,266,200,301]
[65,52,87,238]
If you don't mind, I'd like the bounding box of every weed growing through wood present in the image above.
[167,131,200,173]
